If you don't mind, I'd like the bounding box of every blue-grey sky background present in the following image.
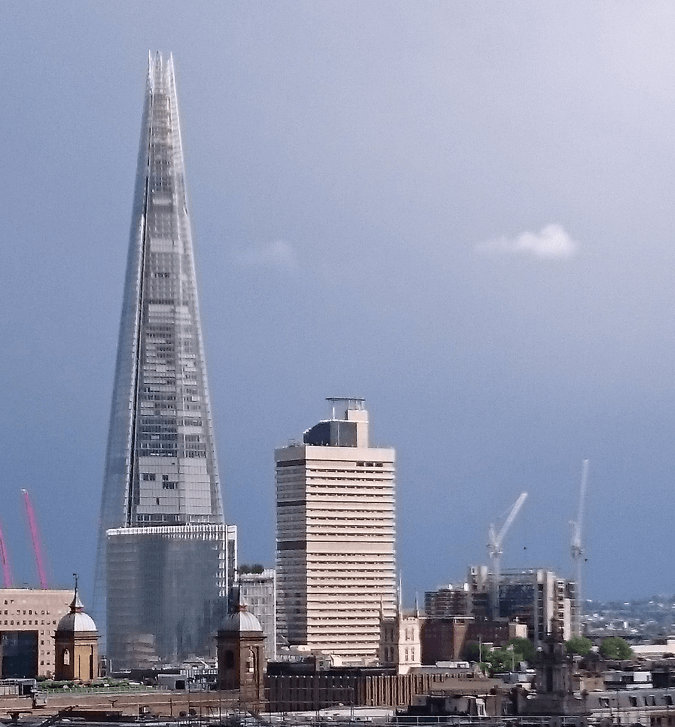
[2,2,675,604]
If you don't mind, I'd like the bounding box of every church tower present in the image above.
[55,585,99,682]
[217,605,266,704]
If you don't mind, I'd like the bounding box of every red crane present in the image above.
[0,522,13,588]
[21,489,48,589]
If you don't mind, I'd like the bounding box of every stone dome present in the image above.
[56,590,98,634]
[220,604,262,633]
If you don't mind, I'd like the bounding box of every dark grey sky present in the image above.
[2,2,675,603]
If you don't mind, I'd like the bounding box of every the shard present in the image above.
[95,53,236,669]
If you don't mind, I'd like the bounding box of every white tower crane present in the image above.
[570,459,589,636]
[487,492,528,620]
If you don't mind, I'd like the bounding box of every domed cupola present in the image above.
[56,588,98,634]
[217,602,266,701]
[220,603,263,634]
[54,577,99,681]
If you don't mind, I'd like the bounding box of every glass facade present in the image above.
[94,53,232,666]
[106,525,236,669]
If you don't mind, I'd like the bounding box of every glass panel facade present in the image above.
[106,525,236,669]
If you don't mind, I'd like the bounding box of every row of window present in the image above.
[2,606,54,615]
[598,695,672,708]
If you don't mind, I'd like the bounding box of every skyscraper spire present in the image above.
[94,53,234,667]
[99,51,223,534]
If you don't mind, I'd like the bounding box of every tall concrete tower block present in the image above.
[275,398,397,664]
[95,53,235,669]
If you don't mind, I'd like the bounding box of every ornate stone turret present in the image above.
[54,578,99,681]
[217,602,266,703]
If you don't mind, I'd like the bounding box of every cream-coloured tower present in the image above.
[276,399,396,663]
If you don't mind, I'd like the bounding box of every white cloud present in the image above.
[476,224,578,260]
[236,239,298,270]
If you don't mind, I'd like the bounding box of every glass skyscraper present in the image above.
[95,53,235,669]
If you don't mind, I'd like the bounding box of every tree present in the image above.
[509,637,536,663]
[464,639,535,676]
[463,642,492,663]
[463,642,481,662]
[566,635,592,657]
[238,563,265,575]
[599,636,632,660]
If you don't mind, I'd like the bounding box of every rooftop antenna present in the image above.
[570,459,589,636]
[487,492,528,620]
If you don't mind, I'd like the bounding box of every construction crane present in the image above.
[570,459,589,636]
[0,523,13,588]
[21,489,48,589]
[487,492,528,620]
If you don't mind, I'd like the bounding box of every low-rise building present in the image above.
[0,588,72,678]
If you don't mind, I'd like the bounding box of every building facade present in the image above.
[497,568,573,645]
[424,584,471,618]
[379,610,422,674]
[237,569,277,662]
[95,52,234,668]
[463,566,573,645]
[421,617,527,664]
[0,588,72,678]
[106,524,236,668]
[276,398,396,663]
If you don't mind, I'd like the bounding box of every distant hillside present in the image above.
[586,596,675,641]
